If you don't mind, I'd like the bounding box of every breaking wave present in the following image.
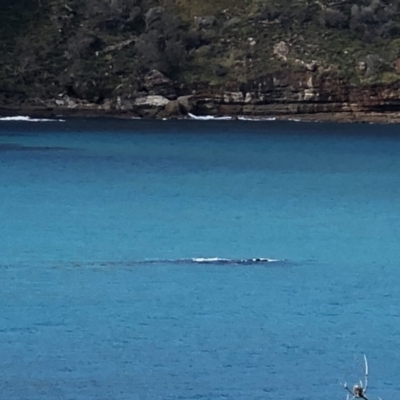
[188,113,232,121]
[0,116,65,122]
[188,257,280,264]
[186,113,311,123]
[237,116,277,121]
[187,113,280,122]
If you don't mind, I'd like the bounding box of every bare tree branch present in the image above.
[342,355,380,400]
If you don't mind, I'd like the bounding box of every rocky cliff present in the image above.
[2,0,400,122]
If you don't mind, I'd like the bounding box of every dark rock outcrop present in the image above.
[143,70,177,100]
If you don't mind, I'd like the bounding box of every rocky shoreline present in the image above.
[2,104,400,125]
[2,69,400,124]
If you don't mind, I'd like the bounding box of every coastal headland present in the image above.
[2,0,400,123]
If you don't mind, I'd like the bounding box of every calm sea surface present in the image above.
[1,118,400,400]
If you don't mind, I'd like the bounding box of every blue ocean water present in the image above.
[1,118,400,400]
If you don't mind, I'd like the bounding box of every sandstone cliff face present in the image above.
[181,73,400,122]
[5,68,400,124]
[2,0,400,122]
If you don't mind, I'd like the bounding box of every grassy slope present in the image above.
[1,0,400,102]
[174,0,400,85]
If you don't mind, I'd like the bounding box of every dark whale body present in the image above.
[66,257,284,268]
[138,257,281,266]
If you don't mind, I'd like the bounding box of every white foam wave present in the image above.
[187,114,281,122]
[0,116,65,122]
[191,257,231,263]
[237,116,277,121]
[190,257,282,264]
[188,113,232,121]
[186,114,313,123]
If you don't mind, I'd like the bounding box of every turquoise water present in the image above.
[1,118,400,399]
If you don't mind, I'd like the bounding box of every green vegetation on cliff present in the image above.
[1,0,400,106]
